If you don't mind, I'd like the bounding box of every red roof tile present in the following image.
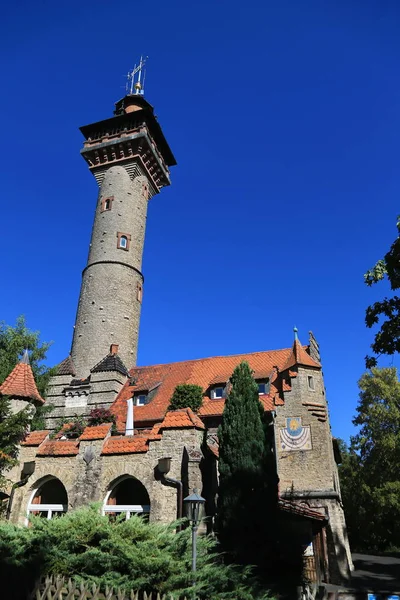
[101,436,149,455]
[160,408,205,430]
[37,440,79,456]
[0,359,44,404]
[21,430,49,446]
[111,347,294,430]
[80,424,112,441]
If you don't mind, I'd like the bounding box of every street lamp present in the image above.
[184,488,206,598]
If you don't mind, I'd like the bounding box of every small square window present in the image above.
[257,380,270,395]
[136,394,147,406]
[211,387,225,399]
[308,376,315,391]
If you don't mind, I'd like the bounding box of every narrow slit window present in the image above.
[308,376,315,391]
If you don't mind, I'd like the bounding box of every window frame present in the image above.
[100,196,114,212]
[211,386,225,400]
[135,393,147,406]
[117,232,131,251]
[308,375,315,391]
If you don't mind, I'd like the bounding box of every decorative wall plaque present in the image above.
[280,417,312,451]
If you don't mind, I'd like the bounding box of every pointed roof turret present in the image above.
[281,327,321,372]
[0,350,44,404]
[56,355,76,377]
[90,344,129,377]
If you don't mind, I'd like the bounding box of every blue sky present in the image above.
[1,0,399,442]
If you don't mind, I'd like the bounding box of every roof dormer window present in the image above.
[257,380,270,395]
[135,393,147,406]
[211,386,225,400]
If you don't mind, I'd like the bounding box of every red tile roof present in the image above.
[278,499,327,521]
[282,339,321,372]
[37,440,79,456]
[0,359,44,404]
[160,408,205,430]
[21,430,49,446]
[101,435,150,455]
[80,424,112,440]
[111,347,299,430]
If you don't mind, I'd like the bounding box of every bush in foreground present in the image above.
[0,506,273,599]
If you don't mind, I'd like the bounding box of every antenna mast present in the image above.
[126,56,148,95]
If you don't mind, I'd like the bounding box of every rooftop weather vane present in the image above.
[126,56,148,95]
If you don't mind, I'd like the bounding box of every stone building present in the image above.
[2,68,352,586]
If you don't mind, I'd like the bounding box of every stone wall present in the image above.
[10,428,203,527]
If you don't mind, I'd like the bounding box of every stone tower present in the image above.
[70,90,176,378]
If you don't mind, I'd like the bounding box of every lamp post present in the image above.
[184,489,206,599]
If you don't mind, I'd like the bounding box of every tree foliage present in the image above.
[169,384,204,413]
[0,396,31,494]
[0,506,273,600]
[364,216,400,368]
[0,316,53,398]
[217,362,277,568]
[338,367,400,552]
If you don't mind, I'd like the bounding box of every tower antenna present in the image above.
[126,56,148,96]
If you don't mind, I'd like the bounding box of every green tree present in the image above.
[0,396,31,495]
[169,384,203,413]
[217,362,276,567]
[364,215,400,368]
[0,505,273,600]
[0,316,53,398]
[338,368,400,552]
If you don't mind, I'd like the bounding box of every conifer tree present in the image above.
[217,362,275,566]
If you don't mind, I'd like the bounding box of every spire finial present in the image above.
[293,326,298,341]
[21,349,30,364]
[126,56,148,96]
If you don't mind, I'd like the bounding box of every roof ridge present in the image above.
[132,347,293,371]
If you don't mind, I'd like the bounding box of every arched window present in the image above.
[119,236,128,249]
[27,477,68,522]
[103,475,150,520]
[104,199,111,210]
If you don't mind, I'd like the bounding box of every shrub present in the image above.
[169,384,203,413]
[0,506,274,599]
[88,407,116,427]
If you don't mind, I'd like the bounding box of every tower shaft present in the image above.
[71,167,148,376]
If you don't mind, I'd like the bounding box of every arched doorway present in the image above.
[103,475,150,520]
[27,477,68,521]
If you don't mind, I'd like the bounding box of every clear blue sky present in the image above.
[1,0,399,442]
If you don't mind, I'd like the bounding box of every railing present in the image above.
[31,575,189,600]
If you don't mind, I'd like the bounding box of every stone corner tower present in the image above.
[70,86,176,378]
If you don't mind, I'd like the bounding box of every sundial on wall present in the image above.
[280,417,312,451]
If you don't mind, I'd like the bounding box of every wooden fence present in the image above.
[31,575,187,600]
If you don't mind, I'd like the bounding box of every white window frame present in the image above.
[135,394,147,406]
[211,386,225,399]
[102,489,150,520]
[119,236,128,249]
[102,504,150,520]
[257,382,267,395]
[26,485,67,526]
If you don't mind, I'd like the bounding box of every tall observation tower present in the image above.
[70,59,176,378]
